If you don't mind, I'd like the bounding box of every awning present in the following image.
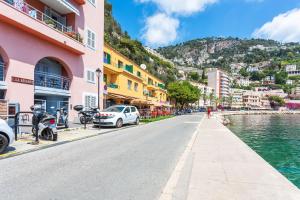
[40,0,80,16]
[107,93,136,100]
[131,99,150,105]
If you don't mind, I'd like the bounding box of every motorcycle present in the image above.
[31,105,58,141]
[56,107,69,128]
[75,106,99,124]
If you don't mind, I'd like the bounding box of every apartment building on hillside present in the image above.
[207,68,231,100]
[0,0,104,120]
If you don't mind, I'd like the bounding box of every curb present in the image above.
[159,116,204,200]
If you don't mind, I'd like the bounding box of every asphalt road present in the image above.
[0,114,202,200]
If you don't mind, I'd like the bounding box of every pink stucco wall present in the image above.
[0,0,104,120]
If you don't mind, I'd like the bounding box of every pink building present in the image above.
[0,0,104,121]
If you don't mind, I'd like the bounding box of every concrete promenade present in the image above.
[170,116,300,200]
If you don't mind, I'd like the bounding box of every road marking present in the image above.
[159,116,204,200]
[184,121,200,124]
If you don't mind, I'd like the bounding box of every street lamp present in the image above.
[96,68,102,110]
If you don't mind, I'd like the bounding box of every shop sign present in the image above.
[11,76,34,85]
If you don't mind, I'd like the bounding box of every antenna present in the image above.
[140,64,147,70]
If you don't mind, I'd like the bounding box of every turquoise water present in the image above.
[227,114,300,188]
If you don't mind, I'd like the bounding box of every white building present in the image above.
[236,77,250,87]
[285,65,300,76]
[190,82,214,107]
[230,89,245,109]
[207,68,231,100]
[247,66,259,73]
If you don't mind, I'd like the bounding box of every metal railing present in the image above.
[107,83,119,89]
[3,0,83,43]
[34,71,71,90]
[0,62,4,81]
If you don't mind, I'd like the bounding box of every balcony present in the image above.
[0,0,85,54]
[39,0,80,16]
[104,61,123,74]
[107,83,119,89]
[34,71,71,96]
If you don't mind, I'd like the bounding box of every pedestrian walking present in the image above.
[207,107,211,119]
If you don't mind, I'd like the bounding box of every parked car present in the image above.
[0,119,15,154]
[94,105,140,128]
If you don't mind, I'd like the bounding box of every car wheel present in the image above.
[0,134,9,154]
[135,117,140,125]
[116,118,123,128]
[80,116,86,124]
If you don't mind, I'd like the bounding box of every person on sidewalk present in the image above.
[207,107,211,119]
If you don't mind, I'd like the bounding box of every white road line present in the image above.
[159,116,204,200]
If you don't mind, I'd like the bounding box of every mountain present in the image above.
[104,0,178,83]
[157,37,300,73]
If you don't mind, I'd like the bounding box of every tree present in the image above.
[167,81,200,108]
[250,71,266,81]
[275,71,288,85]
[239,68,249,77]
[188,72,200,82]
[268,96,285,109]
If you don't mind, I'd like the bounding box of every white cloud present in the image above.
[137,0,218,46]
[137,0,218,16]
[142,13,180,47]
[252,8,300,43]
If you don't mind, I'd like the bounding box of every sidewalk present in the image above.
[0,125,129,159]
[172,117,300,200]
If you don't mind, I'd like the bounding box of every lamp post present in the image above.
[95,68,102,109]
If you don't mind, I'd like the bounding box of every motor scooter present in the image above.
[31,105,58,141]
[56,107,69,128]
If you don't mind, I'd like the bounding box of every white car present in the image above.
[0,119,15,154]
[94,105,140,128]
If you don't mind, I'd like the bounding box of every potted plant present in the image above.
[44,19,56,28]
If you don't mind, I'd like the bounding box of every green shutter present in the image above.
[107,54,111,64]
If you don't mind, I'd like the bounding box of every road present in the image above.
[0,114,203,200]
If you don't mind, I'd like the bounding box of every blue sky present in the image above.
[108,0,300,47]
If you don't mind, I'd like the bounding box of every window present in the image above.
[137,71,141,77]
[131,107,136,112]
[134,82,138,92]
[88,0,96,6]
[104,74,107,84]
[84,94,97,108]
[124,107,130,113]
[87,29,96,49]
[118,60,123,68]
[104,52,111,64]
[127,80,132,90]
[125,65,133,73]
[86,70,95,83]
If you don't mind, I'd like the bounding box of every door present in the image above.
[130,107,137,122]
[123,107,131,124]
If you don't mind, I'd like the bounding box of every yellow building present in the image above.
[103,43,170,109]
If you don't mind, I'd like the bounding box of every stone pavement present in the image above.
[170,117,300,200]
[0,125,133,159]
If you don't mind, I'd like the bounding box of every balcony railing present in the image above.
[0,62,4,81]
[34,71,70,90]
[3,0,83,43]
[107,83,118,89]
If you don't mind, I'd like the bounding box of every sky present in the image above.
[108,0,300,47]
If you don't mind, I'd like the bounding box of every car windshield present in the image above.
[104,106,125,113]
